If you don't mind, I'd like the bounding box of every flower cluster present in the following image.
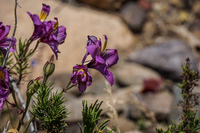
[0,3,67,110]
[71,65,92,92]
[0,67,11,110]
[71,35,119,92]
[0,22,16,110]
[27,4,67,59]
[0,22,16,57]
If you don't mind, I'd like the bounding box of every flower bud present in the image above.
[27,76,43,95]
[17,108,24,115]
[43,55,55,77]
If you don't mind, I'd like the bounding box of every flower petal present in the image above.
[78,82,87,92]
[55,26,67,44]
[91,64,114,86]
[102,49,119,68]
[0,23,10,40]
[86,44,100,59]
[39,4,50,21]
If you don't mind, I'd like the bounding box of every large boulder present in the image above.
[128,39,197,81]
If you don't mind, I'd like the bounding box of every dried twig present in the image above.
[2,0,18,67]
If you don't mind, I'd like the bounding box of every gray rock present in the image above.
[121,2,147,33]
[114,117,137,132]
[128,39,197,81]
[116,62,161,87]
[64,85,142,121]
[134,91,173,121]
[168,86,182,124]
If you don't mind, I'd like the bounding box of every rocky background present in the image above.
[1,0,200,133]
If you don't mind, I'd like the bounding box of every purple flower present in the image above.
[71,65,92,92]
[0,22,16,57]
[84,35,118,86]
[27,4,67,59]
[0,67,11,110]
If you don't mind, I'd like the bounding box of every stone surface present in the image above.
[168,86,182,124]
[128,39,197,81]
[116,62,161,87]
[136,91,173,121]
[120,2,147,33]
[63,85,142,121]
[77,0,126,10]
[111,117,137,132]
[125,131,142,133]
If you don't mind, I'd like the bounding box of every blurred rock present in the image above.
[125,131,142,133]
[120,2,147,33]
[168,86,182,124]
[77,0,126,10]
[116,62,161,87]
[128,104,143,120]
[128,39,197,81]
[118,117,138,132]
[137,91,173,121]
[64,85,142,121]
[109,117,138,132]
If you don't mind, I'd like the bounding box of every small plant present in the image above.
[80,100,118,133]
[32,82,69,133]
[156,57,200,133]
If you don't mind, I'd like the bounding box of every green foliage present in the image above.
[13,38,31,84]
[0,51,13,67]
[156,58,200,133]
[32,82,69,133]
[80,100,117,133]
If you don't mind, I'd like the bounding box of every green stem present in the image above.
[67,84,75,90]
[42,76,48,86]
[22,115,34,133]
[63,81,74,92]
[17,94,32,131]
[10,90,24,110]
[6,102,14,128]
[26,40,40,58]
[8,40,32,71]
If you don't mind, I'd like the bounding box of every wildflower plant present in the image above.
[156,58,200,133]
[80,100,118,133]
[0,1,119,133]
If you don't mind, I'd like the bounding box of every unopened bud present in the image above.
[43,55,55,77]
[17,108,24,115]
[27,76,43,95]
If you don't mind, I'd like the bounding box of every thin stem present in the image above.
[67,84,75,90]
[2,0,18,67]
[6,99,23,111]
[6,102,14,128]
[26,40,40,58]
[10,86,24,110]
[23,115,34,133]
[63,80,74,92]
[8,40,31,71]
[42,76,48,86]
[17,94,31,131]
